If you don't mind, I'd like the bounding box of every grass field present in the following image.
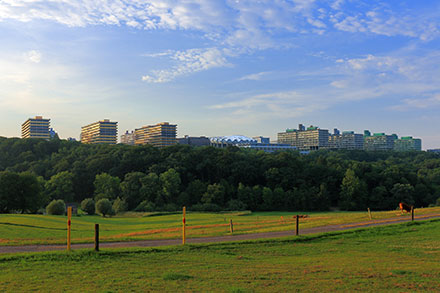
[0,219,439,292]
[1,207,440,246]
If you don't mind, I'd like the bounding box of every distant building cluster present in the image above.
[19,116,427,152]
[209,135,298,153]
[20,116,177,148]
[277,123,422,152]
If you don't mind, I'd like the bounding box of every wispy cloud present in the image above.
[209,90,330,119]
[391,94,440,111]
[141,47,231,83]
[1,1,439,82]
[26,50,42,63]
[238,71,272,81]
[209,45,440,120]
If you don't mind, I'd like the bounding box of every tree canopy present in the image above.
[0,136,439,213]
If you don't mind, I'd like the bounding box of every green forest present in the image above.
[1,136,440,214]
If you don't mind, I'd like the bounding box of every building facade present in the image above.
[21,116,50,139]
[120,130,135,145]
[177,136,210,146]
[364,132,397,151]
[252,136,270,144]
[210,135,296,152]
[81,119,118,144]
[135,122,177,147]
[240,143,297,153]
[278,124,329,150]
[394,136,422,151]
[328,131,364,150]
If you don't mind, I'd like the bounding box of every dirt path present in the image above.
[1,214,439,254]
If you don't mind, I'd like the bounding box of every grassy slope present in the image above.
[0,219,439,292]
[1,207,440,246]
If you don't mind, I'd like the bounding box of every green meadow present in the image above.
[0,219,439,292]
[1,207,440,246]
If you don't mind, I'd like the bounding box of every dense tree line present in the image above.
[0,136,439,213]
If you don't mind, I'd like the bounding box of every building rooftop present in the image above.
[210,135,257,144]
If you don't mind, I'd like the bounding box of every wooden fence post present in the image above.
[411,206,414,221]
[67,207,72,251]
[94,224,99,251]
[229,219,234,234]
[367,208,372,220]
[182,206,186,245]
[295,215,299,236]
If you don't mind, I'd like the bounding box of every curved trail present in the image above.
[1,214,439,254]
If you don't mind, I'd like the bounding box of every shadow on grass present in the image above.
[1,218,438,263]
[0,222,67,231]
[162,272,193,281]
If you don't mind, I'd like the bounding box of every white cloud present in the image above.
[238,71,271,81]
[209,90,330,119]
[393,94,440,110]
[26,50,41,63]
[210,47,440,120]
[332,5,440,41]
[331,0,345,10]
[330,80,347,88]
[0,52,76,113]
[142,47,231,83]
[1,0,439,82]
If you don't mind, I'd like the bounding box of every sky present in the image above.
[0,0,439,149]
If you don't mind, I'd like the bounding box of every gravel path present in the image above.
[1,214,439,254]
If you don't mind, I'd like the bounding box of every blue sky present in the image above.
[0,0,439,149]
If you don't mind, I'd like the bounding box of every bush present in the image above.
[135,200,156,212]
[95,198,113,217]
[163,203,178,212]
[46,199,66,215]
[436,197,440,206]
[36,208,46,215]
[112,197,127,214]
[191,203,221,212]
[226,199,247,211]
[81,198,95,215]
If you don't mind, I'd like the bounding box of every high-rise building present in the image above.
[21,116,50,139]
[135,122,177,147]
[394,136,422,151]
[328,131,364,150]
[364,133,396,151]
[81,119,118,144]
[120,130,135,145]
[278,125,329,150]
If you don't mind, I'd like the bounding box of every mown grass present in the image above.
[1,207,439,246]
[0,219,439,292]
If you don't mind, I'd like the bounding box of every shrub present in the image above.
[112,197,127,214]
[46,199,66,215]
[81,198,95,215]
[163,203,178,212]
[191,203,221,212]
[135,200,156,212]
[95,198,113,217]
[36,208,46,215]
[436,197,440,206]
[226,199,247,211]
